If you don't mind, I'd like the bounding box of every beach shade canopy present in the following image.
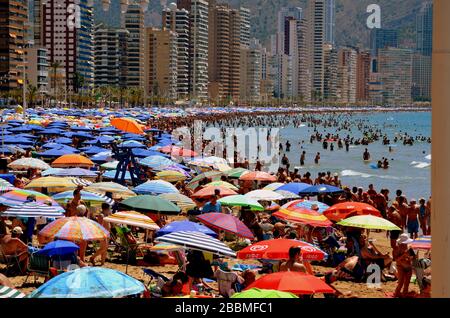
[156,220,217,238]
[276,182,312,195]
[101,161,119,170]
[52,190,114,206]
[85,182,136,199]
[0,186,17,194]
[36,147,80,158]
[1,201,65,217]
[245,271,334,296]
[0,179,13,187]
[80,146,110,155]
[283,200,330,214]
[203,181,239,191]
[155,231,236,258]
[24,176,78,191]
[39,217,110,242]
[231,288,298,299]
[104,211,160,231]
[239,171,276,182]
[118,140,146,149]
[411,235,431,250]
[218,195,264,211]
[262,182,285,191]
[190,171,223,184]
[213,163,233,172]
[275,190,300,200]
[28,267,145,298]
[132,148,169,158]
[0,189,61,207]
[52,154,94,169]
[299,184,345,196]
[139,156,175,169]
[37,240,80,257]
[0,285,26,299]
[324,202,382,222]
[237,239,327,261]
[337,215,401,231]
[159,146,198,157]
[8,158,51,170]
[154,165,191,178]
[84,136,115,145]
[102,170,132,181]
[155,170,187,183]
[197,213,254,239]
[224,168,250,178]
[110,117,145,135]
[191,186,238,198]
[158,193,196,211]
[245,190,285,201]
[273,208,332,228]
[133,180,179,195]
[120,195,181,214]
[51,168,98,178]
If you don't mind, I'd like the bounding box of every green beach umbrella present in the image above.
[190,171,223,184]
[120,195,181,215]
[231,288,298,299]
[225,168,250,178]
[218,195,264,211]
[337,215,401,231]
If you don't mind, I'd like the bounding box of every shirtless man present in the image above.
[279,247,307,273]
[314,152,320,165]
[300,151,306,166]
[387,206,403,250]
[397,196,409,231]
[406,199,420,239]
[418,198,428,236]
[90,203,112,266]
[0,227,28,273]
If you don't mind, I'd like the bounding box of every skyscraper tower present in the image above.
[309,0,325,100]
[324,0,335,45]
[416,1,433,56]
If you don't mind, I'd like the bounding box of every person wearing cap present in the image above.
[0,227,29,273]
[406,199,420,239]
[393,234,415,298]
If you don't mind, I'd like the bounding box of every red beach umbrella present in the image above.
[191,186,238,198]
[159,146,198,157]
[323,202,382,222]
[239,171,276,182]
[197,213,254,239]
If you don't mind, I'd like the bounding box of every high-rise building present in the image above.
[378,47,413,105]
[260,46,274,102]
[25,46,49,94]
[323,44,338,101]
[416,1,433,56]
[163,3,190,97]
[208,4,241,102]
[177,0,209,100]
[144,27,178,100]
[0,0,28,91]
[412,53,431,101]
[240,38,262,102]
[324,0,335,45]
[356,51,371,102]
[370,28,398,57]
[41,0,94,91]
[239,7,251,47]
[337,47,357,103]
[309,0,326,100]
[296,18,311,101]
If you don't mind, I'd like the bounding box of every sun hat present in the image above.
[397,233,413,245]
[12,226,23,235]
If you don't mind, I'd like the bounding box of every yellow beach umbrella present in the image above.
[85,182,136,199]
[156,171,187,183]
[204,181,239,191]
[25,177,77,191]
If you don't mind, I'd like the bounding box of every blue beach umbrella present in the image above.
[39,128,63,135]
[103,170,132,181]
[292,200,330,213]
[139,156,175,169]
[27,267,145,298]
[51,137,73,144]
[36,147,79,158]
[276,182,312,195]
[80,145,110,155]
[37,240,79,257]
[299,184,345,196]
[156,221,217,238]
[90,151,113,163]
[119,140,146,149]
[52,168,98,178]
[133,180,179,195]
[131,148,169,158]
[84,136,115,145]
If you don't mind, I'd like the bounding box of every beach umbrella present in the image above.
[231,288,298,299]
[275,190,301,200]
[337,215,401,231]
[218,195,264,211]
[192,156,229,165]
[154,165,191,178]
[8,158,51,170]
[111,117,145,135]
[245,272,334,295]
[120,195,181,214]
[197,213,254,239]
[0,179,13,187]
[276,182,311,195]
[237,239,327,261]
[52,137,73,144]
[0,189,60,207]
[160,146,198,157]
[24,176,78,191]
[262,183,285,191]
[323,202,382,222]
[132,148,169,158]
[52,168,98,178]
[213,163,233,172]
[150,243,184,252]
[1,201,65,217]
[119,140,146,149]
[39,217,109,242]
[299,184,344,196]
[90,151,113,163]
[102,170,132,181]
[41,168,64,176]
[190,171,223,184]
[0,285,26,299]
[282,200,329,214]
[245,190,284,201]
[203,181,239,191]
[239,171,276,182]
[0,186,17,194]
[191,186,238,198]
[28,267,145,298]
[37,240,80,257]
[156,221,217,238]
[139,156,175,169]
[273,208,333,228]
[68,177,93,187]
[411,235,431,250]
[80,146,110,155]
[36,147,79,158]
[100,161,119,170]
[84,136,115,145]
[52,190,114,206]
[85,182,136,199]
[155,231,236,258]
[52,154,94,168]
[133,180,179,195]
[156,170,187,183]
[158,193,196,211]
[104,211,160,231]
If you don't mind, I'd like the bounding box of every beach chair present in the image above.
[413,258,431,292]
[0,246,23,275]
[23,252,50,285]
[112,226,153,267]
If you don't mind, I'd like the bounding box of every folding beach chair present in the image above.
[0,246,25,276]
[23,252,50,285]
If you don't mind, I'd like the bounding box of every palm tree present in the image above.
[27,85,38,107]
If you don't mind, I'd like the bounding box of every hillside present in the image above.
[93,0,427,48]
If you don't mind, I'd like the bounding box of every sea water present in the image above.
[279,111,431,200]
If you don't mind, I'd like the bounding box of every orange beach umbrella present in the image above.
[110,117,145,135]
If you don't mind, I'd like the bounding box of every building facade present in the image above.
[356,51,371,102]
[337,47,357,103]
[309,0,325,100]
[370,28,398,57]
[25,46,49,94]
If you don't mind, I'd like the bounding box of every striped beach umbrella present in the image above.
[52,168,98,178]
[273,208,333,228]
[139,156,175,169]
[0,186,17,194]
[154,165,191,178]
[218,195,264,211]
[275,190,301,200]
[0,189,61,207]
[262,183,285,191]
[104,211,160,231]
[156,170,187,183]
[25,177,78,190]
[1,201,65,217]
[133,180,180,195]
[282,200,330,214]
[158,193,196,211]
[411,235,431,250]
[0,179,13,187]
[224,168,250,179]
[52,190,114,206]
[197,213,254,239]
[245,190,285,201]
[100,161,119,170]
[8,158,51,170]
[68,178,93,187]
[155,231,236,258]
[39,217,110,242]
[203,181,239,191]
[85,182,136,199]
[0,285,26,298]
[276,182,312,195]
